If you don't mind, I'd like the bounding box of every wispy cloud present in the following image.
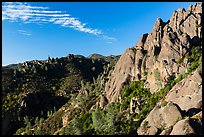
[2,2,117,43]
[18,30,32,36]
[2,2,112,38]
[102,36,117,41]
[96,35,117,44]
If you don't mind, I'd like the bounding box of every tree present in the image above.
[64,117,83,135]
[48,56,51,61]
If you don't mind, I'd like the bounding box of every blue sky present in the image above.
[2,2,199,66]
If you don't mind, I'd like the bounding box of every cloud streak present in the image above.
[18,30,32,36]
[2,2,117,43]
[2,2,101,35]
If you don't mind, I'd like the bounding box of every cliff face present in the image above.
[105,3,202,103]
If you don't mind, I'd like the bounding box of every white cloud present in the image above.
[96,35,117,43]
[2,2,101,35]
[18,30,32,36]
[2,2,116,41]
[106,41,113,44]
[102,35,117,41]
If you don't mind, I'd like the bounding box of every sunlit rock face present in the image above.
[105,3,202,103]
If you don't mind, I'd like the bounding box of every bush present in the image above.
[176,58,183,64]
[187,44,202,74]
[161,99,168,107]
[64,116,83,135]
[34,129,47,135]
[52,86,56,91]
[92,108,105,134]
[15,127,25,135]
[143,120,149,129]
[197,63,202,76]
[188,61,198,73]
[121,80,150,110]
[176,74,183,83]
[154,69,160,81]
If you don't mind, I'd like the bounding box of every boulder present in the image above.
[170,118,195,135]
[137,102,182,135]
[160,102,183,127]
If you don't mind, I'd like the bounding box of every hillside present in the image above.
[2,3,202,135]
[2,54,119,135]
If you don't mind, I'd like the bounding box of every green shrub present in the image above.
[176,116,183,122]
[52,86,56,91]
[64,116,83,135]
[161,99,168,107]
[34,129,47,135]
[197,63,202,75]
[121,80,150,110]
[143,120,149,129]
[187,44,202,74]
[92,108,105,134]
[176,58,183,64]
[188,61,198,73]
[176,74,183,83]
[154,69,160,81]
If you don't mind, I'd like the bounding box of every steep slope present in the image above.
[105,3,202,103]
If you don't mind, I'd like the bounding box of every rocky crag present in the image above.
[105,3,202,103]
[104,3,202,135]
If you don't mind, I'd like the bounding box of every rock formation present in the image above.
[137,67,202,135]
[137,101,182,135]
[105,3,202,103]
[165,69,202,112]
[170,118,195,135]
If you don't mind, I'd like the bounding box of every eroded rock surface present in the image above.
[105,3,202,103]
[170,118,195,135]
[165,69,202,111]
[137,68,202,135]
[137,102,182,135]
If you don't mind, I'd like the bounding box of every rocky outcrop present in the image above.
[105,3,202,103]
[105,34,148,102]
[165,69,202,112]
[170,112,202,135]
[137,101,182,135]
[170,118,195,135]
[137,67,202,135]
